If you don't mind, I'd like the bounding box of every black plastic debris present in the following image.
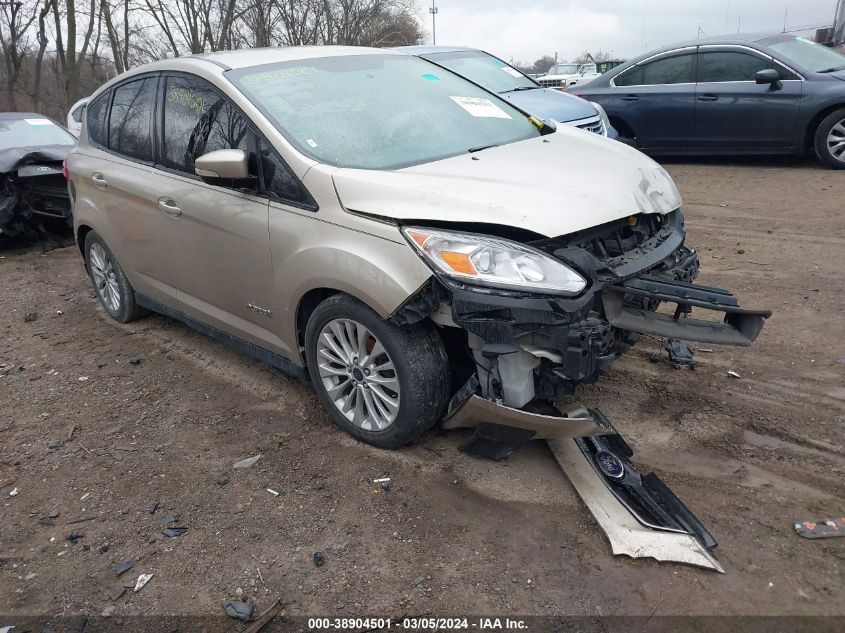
[97,544,109,555]
[162,527,188,538]
[158,514,176,526]
[223,599,253,621]
[23,311,38,322]
[459,423,536,461]
[215,473,230,486]
[148,501,159,514]
[664,338,695,367]
[111,556,134,576]
[313,551,325,567]
[67,530,84,544]
[129,356,142,366]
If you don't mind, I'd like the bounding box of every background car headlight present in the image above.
[593,103,611,137]
[403,227,586,294]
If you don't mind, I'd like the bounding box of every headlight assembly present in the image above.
[593,102,611,137]
[403,227,586,295]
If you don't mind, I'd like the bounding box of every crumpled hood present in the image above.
[0,145,71,175]
[498,87,597,123]
[332,125,682,238]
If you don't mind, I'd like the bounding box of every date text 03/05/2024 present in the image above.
[307,617,528,630]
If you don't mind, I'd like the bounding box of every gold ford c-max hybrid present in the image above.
[68,46,769,450]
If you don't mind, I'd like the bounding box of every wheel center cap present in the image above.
[351,367,365,382]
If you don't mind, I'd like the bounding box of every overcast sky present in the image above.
[418,0,839,63]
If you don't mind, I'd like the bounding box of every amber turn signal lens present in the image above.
[440,251,477,275]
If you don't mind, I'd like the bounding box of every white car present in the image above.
[66,97,90,137]
[538,63,600,91]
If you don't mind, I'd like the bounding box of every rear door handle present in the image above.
[697,94,719,102]
[91,172,108,190]
[621,94,639,102]
[158,197,182,217]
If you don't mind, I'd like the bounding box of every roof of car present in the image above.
[191,45,397,70]
[626,32,785,62]
[395,45,479,55]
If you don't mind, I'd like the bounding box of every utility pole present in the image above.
[429,0,438,45]
[641,0,648,52]
[782,6,788,33]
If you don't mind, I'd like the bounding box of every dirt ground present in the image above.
[1,156,843,630]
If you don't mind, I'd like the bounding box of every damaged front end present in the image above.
[399,208,770,407]
[0,148,73,240]
[395,208,770,572]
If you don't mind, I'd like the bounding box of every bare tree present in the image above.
[0,0,37,109]
[51,0,99,107]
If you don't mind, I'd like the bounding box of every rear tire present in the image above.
[83,231,146,323]
[814,108,845,169]
[304,293,450,449]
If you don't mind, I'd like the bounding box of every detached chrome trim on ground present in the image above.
[550,436,725,573]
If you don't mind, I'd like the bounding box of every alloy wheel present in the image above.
[827,119,845,163]
[316,318,400,431]
[89,242,121,313]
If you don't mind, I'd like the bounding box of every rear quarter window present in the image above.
[87,92,109,146]
[108,77,158,162]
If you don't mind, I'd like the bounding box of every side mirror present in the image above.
[195,149,250,181]
[755,69,781,87]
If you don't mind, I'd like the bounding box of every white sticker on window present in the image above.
[306,138,318,148]
[449,96,511,119]
[25,118,54,126]
[501,67,523,78]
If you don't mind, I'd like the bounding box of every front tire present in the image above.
[304,294,450,449]
[84,231,146,323]
[814,108,845,169]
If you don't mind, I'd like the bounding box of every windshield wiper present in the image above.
[501,86,541,93]
[818,65,845,73]
[467,144,498,153]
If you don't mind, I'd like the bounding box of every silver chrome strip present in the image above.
[610,43,806,87]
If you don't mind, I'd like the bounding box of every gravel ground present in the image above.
[1,156,843,631]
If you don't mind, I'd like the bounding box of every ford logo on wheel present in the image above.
[595,450,625,480]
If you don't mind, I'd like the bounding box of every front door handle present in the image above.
[91,172,108,190]
[697,94,719,102]
[621,94,639,102]
[158,197,182,217]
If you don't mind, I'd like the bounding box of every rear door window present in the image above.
[161,74,254,176]
[615,53,695,86]
[108,77,157,161]
[697,51,772,82]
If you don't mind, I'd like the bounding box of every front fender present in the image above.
[268,205,433,363]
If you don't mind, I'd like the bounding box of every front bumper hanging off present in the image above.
[444,394,725,572]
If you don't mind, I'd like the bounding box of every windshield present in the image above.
[229,54,540,170]
[547,64,578,76]
[422,50,538,93]
[0,117,76,151]
[764,36,845,73]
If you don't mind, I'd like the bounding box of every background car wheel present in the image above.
[814,108,845,170]
[304,293,450,449]
[83,231,146,323]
